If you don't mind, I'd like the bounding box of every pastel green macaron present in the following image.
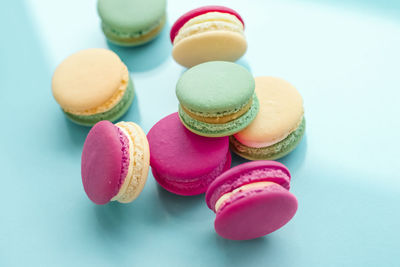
[97,0,167,46]
[176,61,259,137]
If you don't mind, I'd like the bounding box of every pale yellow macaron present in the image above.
[170,6,247,68]
[52,48,134,126]
[230,77,306,160]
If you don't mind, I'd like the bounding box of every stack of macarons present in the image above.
[163,5,306,240]
[50,2,306,241]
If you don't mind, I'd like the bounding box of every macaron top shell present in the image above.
[234,77,304,147]
[176,61,255,114]
[52,48,128,113]
[98,0,166,33]
[170,5,244,43]
[206,161,291,212]
[81,121,129,205]
[147,113,229,180]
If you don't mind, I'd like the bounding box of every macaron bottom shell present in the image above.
[64,78,134,126]
[152,151,232,196]
[214,184,298,240]
[178,94,259,137]
[102,16,166,47]
[230,117,306,160]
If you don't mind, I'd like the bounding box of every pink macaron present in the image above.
[205,161,298,240]
[170,5,247,67]
[147,112,231,196]
[81,120,150,205]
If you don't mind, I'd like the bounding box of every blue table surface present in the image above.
[1,0,400,266]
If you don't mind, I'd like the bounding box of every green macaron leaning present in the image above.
[97,0,167,46]
[176,61,259,137]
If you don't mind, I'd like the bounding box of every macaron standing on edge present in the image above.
[176,61,259,137]
[205,161,298,240]
[81,120,150,205]
[52,48,134,126]
[170,5,247,68]
[231,77,305,160]
[147,113,231,196]
[97,0,167,46]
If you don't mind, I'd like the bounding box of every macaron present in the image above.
[205,161,298,240]
[170,5,247,68]
[176,61,259,137]
[230,77,305,160]
[52,48,134,126]
[147,112,231,196]
[81,120,150,205]
[97,0,166,46]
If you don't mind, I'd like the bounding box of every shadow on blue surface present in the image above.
[237,58,252,73]
[279,134,308,174]
[64,118,91,146]
[155,184,205,215]
[106,23,171,72]
[117,88,142,124]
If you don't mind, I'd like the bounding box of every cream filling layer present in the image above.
[63,65,129,116]
[181,98,253,124]
[112,122,149,203]
[174,12,244,45]
[215,182,276,212]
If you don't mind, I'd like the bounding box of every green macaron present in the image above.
[97,0,167,46]
[176,61,259,137]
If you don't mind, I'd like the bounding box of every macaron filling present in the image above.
[215,181,279,212]
[230,117,306,160]
[180,97,253,124]
[178,94,259,137]
[112,122,149,203]
[173,12,244,45]
[207,165,291,212]
[64,79,134,126]
[152,151,230,195]
[101,15,166,45]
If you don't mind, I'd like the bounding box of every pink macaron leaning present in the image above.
[205,161,298,240]
[147,112,231,196]
[81,120,150,205]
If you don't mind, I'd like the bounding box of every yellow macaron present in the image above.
[52,48,134,126]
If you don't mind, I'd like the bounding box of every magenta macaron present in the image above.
[81,120,150,205]
[147,112,231,196]
[205,161,298,240]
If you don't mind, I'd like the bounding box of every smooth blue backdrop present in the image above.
[1,0,399,266]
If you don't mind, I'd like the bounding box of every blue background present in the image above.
[1,0,399,266]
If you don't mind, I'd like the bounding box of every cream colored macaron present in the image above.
[52,48,134,126]
[170,6,247,68]
[230,77,306,160]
